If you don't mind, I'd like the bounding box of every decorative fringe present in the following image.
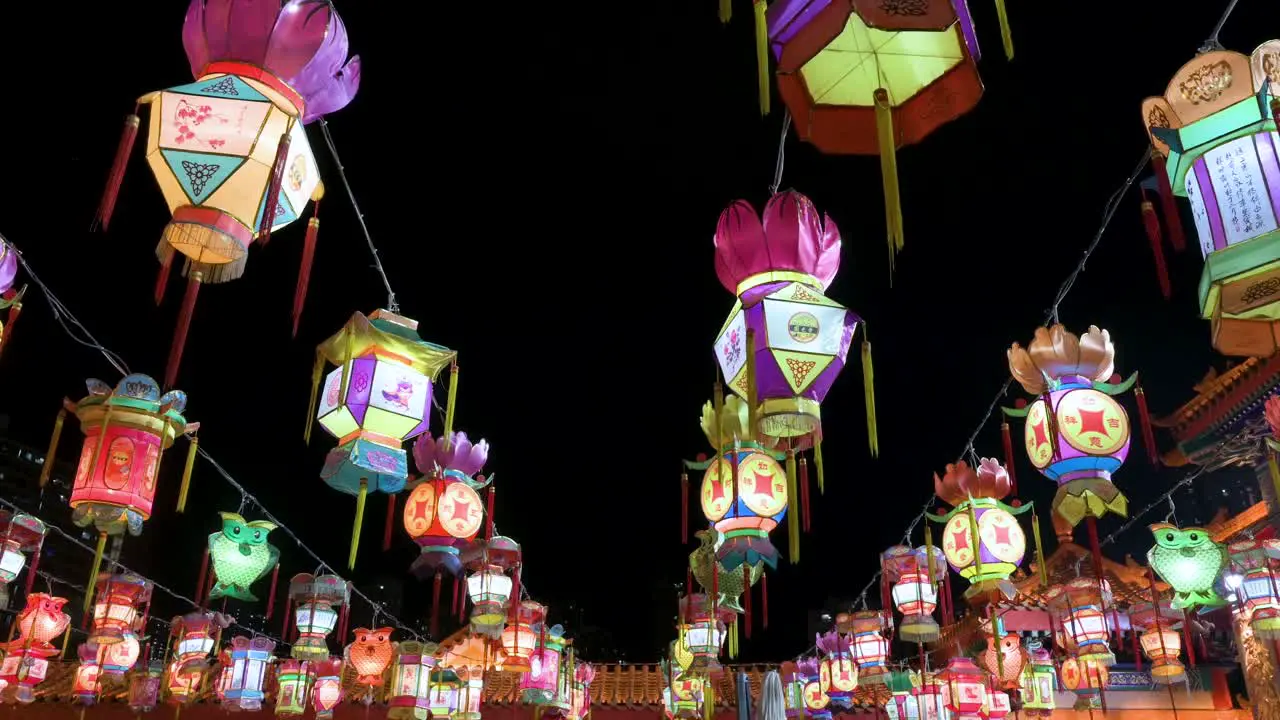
[383,493,397,552]
[1032,512,1047,587]
[754,0,770,116]
[862,334,879,458]
[1141,194,1172,299]
[176,434,198,513]
[85,532,108,614]
[194,548,210,608]
[38,407,67,487]
[1135,385,1159,466]
[874,89,904,273]
[814,434,825,494]
[785,450,799,564]
[281,596,292,640]
[164,271,202,390]
[681,470,689,544]
[761,573,768,629]
[1150,154,1186,252]
[257,127,292,243]
[265,565,280,619]
[719,0,731,23]
[1000,420,1017,496]
[94,107,141,232]
[798,456,811,532]
[349,479,368,570]
[993,0,1013,60]
[184,254,246,285]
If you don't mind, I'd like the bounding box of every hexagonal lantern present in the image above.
[289,574,350,661]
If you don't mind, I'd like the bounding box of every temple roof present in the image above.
[1155,355,1280,443]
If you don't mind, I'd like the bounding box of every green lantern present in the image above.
[208,512,280,601]
[1147,523,1227,609]
[274,659,312,716]
[1019,641,1057,716]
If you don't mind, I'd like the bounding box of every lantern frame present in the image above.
[388,640,439,720]
[289,574,349,660]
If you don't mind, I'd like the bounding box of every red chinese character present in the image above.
[1088,436,1103,448]
[1064,415,1079,425]
[1106,418,1120,429]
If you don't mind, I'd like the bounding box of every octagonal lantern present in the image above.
[289,574,349,660]
[274,659,312,715]
[522,623,567,704]
[0,511,45,602]
[1229,537,1280,638]
[882,544,946,642]
[388,640,439,720]
[1129,600,1185,684]
[223,636,275,710]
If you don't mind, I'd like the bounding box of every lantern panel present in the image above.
[101,632,141,676]
[274,659,311,716]
[127,662,164,713]
[799,18,963,108]
[388,641,437,720]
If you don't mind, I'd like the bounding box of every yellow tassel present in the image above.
[754,0,770,116]
[84,531,107,614]
[350,478,368,570]
[60,623,72,659]
[304,355,323,444]
[814,435,825,494]
[966,503,984,582]
[786,449,800,564]
[873,89,904,272]
[861,334,878,458]
[39,406,67,487]
[994,0,1014,60]
[442,362,459,449]
[924,525,935,586]
[704,680,715,720]
[1269,453,1280,513]
[1032,511,1048,587]
[176,434,198,514]
[719,0,731,23]
[339,333,354,408]
[746,329,758,441]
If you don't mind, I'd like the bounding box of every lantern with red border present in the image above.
[911,673,950,720]
[289,573,349,660]
[815,630,857,704]
[1129,600,1185,684]
[166,658,203,706]
[503,600,543,673]
[881,544,946,642]
[172,611,225,672]
[388,640,438,720]
[312,657,345,719]
[127,659,164,713]
[798,657,831,720]
[569,662,596,720]
[101,631,141,676]
[456,667,486,720]
[213,648,235,703]
[0,511,45,607]
[882,671,923,720]
[463,535,521,638]
[987,690,1012,719]
[223,635,275,710]
[274,659,312,716]
[90,571,152,645]
[839,610,891,686]
[937,657,988,720]
[522,622,566,704]
[1045,577,1116,667]
[1229,537,1280,638]
[73,643,102,706]
[0,593,68,704]
[1058,656,1109,711]
[345,627,395,692]
[928,458,1027,602]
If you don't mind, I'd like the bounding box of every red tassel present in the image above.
[880,569,892,614]
[799,457,811,532]
[431,571,443,638]
[686,568,693,597]
[383,492,396,552]
[711,559,719,605]
[154,255,173,307]
[264,565,281,619]
[743,568,752,639]
[761,573,768,629]
[194,547,210,607]
[1000,421,1018,496]
[1131,625,1142,670]
[280,597,292,640]
[1141,195,1172,300]
[338,583,353,641]
[458,577,467,623]
[164,271,202,390]
[292,204,320,338]
[452,574,461,616]
[1183,610,1197,668]
[680,470,689,545]
[257,131,291,243]
[0,292,21,360]
[1135,385,1159,466]
[95,107,140,231]
[23,537,41,597]
[486,487,496,541]
[1151,154,1186,253]
[941,572,954,626]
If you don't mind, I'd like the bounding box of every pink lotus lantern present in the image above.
[815,631,857,703]
[312,657,345,719]
[73,643,102,705]
[503,600,543,673]
[840,610,891,686]
[0,593,68,704]
[521,622,566,704]
[90,571,152,645]
[937,657,988,720]
[881,544,946,642]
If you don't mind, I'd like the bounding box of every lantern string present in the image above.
[1202,0,1243,51]
[768,111,793,197]
[316,119,400,314]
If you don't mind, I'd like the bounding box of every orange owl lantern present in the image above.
[346,627,395,692]
[979,616,1027,689]
[0,593,69,704]
[927,458,1028,603]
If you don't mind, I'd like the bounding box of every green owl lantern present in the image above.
[208,512,280,602]
[1147,523,1227,610]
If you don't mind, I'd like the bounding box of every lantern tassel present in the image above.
[164,270,202,390]
[1151,154,1186,252]
[1135,384,1159,466]
[349,478,368,570]
[38,406,67,488]
[861,333,879,457]
[746,329,758,441]
[1032,512,1047,587]
[383,492,397,552]
[799,456,811,532]
[84,532,108,615]
[753,0,770,116]
[154,253,174,307]
[442,361,460,447]
[174,434,199,514]
[511,565,522,607]
[1000,420,1017,496]
[305,356,323,444]
[93,106,141,232]
[874,89,904,274]
[256,127,291,243]
[281,596,292,640]
[719,0,731,23]
[292,207,321,337]
[785,449,799,564]
[681,470,689,545]
[993,0,1013,60]
[0,289,23,359]
[814,433,825,494]
[452,573,461,617]
[458,576,467,623]
[431,572,443,638]
[1183,610,1197,668]
[743,566,752,639]
[264,564,280,619]
[194,547,210,608]
[704,682,715,720]
[761,572,768,629]
[486,486,496,542]
[1141,193,1172,299]
[23,537,42,597]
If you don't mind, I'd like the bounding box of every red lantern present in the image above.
[90,572,152,645]
[502,601,543,673]
[937,657,988,720]
[166,658,203,706]
[172,611,224,672]
[1045,578,1115,666]
[312,657,345,719]
[346,627,395,689]
[100,631,141,676]
[73,643,103,706]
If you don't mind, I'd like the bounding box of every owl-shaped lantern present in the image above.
[96,0,361,386]
[712,191,872,459]
[388,640,439,720]
[274,659,312,715]
[346,627,395,690]
[208,512,280,601]
[1129,600,1185,684]
[881,544,946,642]
[310,310,457,569]
[503,600,543,673]
[0,511,45,606]
[221,636,275,710]
[1006,324,1146,526]
[927,458,1026,602]
[1142,40,1280,356]
[815,631,857,704]
[798,657,832,720]
[1018,641,1056,717]
[463,535,521,638]
[289,573,349,660]
[90,571,152,646]
[840,610,892,686]
[127,659,164,713]
[696,395,790,569]
[0,594,68,704]
[978,617,1026,689]
[311,657,345,719]
[1148,523,1227,609]
[521,622,567,704]
[1228,537,1280,638]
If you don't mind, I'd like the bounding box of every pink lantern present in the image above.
[127,660,164,713]
[882,545,946,643]
[0,593,69,704]
[502,600,543,673]
[90,572,152,646]
[815,631,857,703]
[166,658,204,706]
[290,573,349,660]
[570,662,596,720]
[840,610,891,686]
[987,690,1012,719]
[312,657,345,719]
[1129,600,1185,684]
[172,611,226,672]
[100,631,141,676]
[937,657,988,720]
[73,643,102,705]
[521,621,566,704]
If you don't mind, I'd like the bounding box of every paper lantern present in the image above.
[90,572,152,645]
[1045,578,1116,667]
[1129,600,1185,684]
[429,669,461,718]
[208,512,280,601]
[979,619,1026,689]
[987,690,1012,719]
[0,240,25,357]
[503,600,544,673]
[173,611,223,672]
[1018,642,1056,717]
[780,662,806,719]
[389,640,439,720]
[73,643,102,705]
[929,458,1027,601]
[841,610,891,686]
[1142,40,1280,356]
[937,657,987,720]
[95,0,361,386]
[290,574,349,660]
[101,631,141,676]
[1058,656,1109,711]
[1148,523,1227,609]
[798,657,831,720]
[8,593,69,652]
[0,511,45,597]
[712,192,872,456]
[910,674,950,720]
[127,659,164,713]
[1006,324,1142,526]
[311,657,345,719]
[345,627,395,688]
[463,535,521,638]
[220,635,275,710]
[1228,537,1280,638]
[815,631,857,704]
[166,658,204,705]
[521,622,567,704]
[766,0,984,263]
[678,593,731,673]
[662,659,704,720]
[456,669,486,720]
[273,659,312,716]
[881,544,946,642]
[310,310,457,569]
[214,648,235,703]
[569,662,596,720]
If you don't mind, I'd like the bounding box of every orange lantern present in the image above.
[979,618,1026,689]
[1128,600,1185,685]
[502,601,544,673]
[166,658,203,706]
[346,627,396,690]
[815,630,857,703]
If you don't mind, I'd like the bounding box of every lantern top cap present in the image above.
[288,573,350,604]
[318,311,456,378]
[880,544,946,582]
[182,0,361,123]
[78,374,189,430]
[1007,324,1115,395]
[0,510,47,550]
[713,191,842,296]
[934,457,1012,507]
[229,635,277,653]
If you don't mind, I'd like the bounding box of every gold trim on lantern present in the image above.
[736,271,820,296]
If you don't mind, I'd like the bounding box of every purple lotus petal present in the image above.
[182,1,209,76]
[301,56,361,123]
[412,433,439,475]
[0,241,18,295]
[459,437,489,476]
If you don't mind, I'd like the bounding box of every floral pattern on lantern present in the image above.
[1018,641,1056,717]
[389,640,439,720]
[312,657,344,719]
[1229,537,1280,638]
[90,571,152,645]
[274,659,312,716]
[937,657,988,720]
[463,535,520,638]
[223,635,275,710]
[346,627,395,691]
[289,573,349,660]
[840,610,892,686]
[927,458,1027,601]
[882,544,946,642]
[1129,600,1185,684]
[521,622,566,704]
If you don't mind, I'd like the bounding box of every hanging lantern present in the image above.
[689,528,765,624]
[503,600,544,673]
[173,612,227,672]
[127,659,164,713]
[208,512,280,601]
[0,592,68,703]
[928,458,1027,602]
[521,622,567,704]
[454,669,485,720]
[73,643,102,705]
[979,617,1026,689]
[662,657,704,720]
[310,310,457,569]
[1006,324,1142,526]
[311,657,345,719]
[220,635,275,710]
[815,631,857,704]
[1058,656,1109,711]
[841,610,891,686]
[1142,40,1280,356]
[910,673,950,720]
[986,690,1012,719]
[1147,523,1228,609]
[0,511,45,604]
[569,662,596,720]
[780,661,806,719]
[937,657,988,720]
[289,573,349,660]
[345,627,395,690]
[1129,600,1185,684]
[429,669,462,718]
[213,647,235,703]
[463,535,521,638]
[1045,577,1116,666]
[90,571,152,645]
[97,0,361,386]
[798,657,831,720]
[678,593,729,672]
[1228,537,1280,638]
[388,640,439,720]
[881,544,946,642]
[274,659,312,716]
[166,658,204,705]
[1018,641,1056,717]
[883,671,923,720]
[101,631,142,676]
[0,240,26,358]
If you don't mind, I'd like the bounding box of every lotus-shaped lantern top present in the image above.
[1007,324,1115,395]
[699,394,769,448]
[414,431,489,478]
[797,656,821,677]
[182,0,361,123]
[933,458,1011,508]
[714,191,842,296]
[815,631,850,655]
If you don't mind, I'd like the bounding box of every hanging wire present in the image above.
[317,119,400,313]
[1200,0,1242,52]
[769,111,793,196]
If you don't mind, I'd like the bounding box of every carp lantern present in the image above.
[96,0,362,386]
[1142,40,1280,356]
[521,622,567,704]
[388,640,439,720]
[463,535,521,638]
[289,573,349,660]
[310,310,457,569]
[89,571,152,646]
[1005,324,1151,527]
[928,458,1027,602]
[223,636,276,710]
[0,594,69,704]
[881,544,946,642]
[840,610,891,686]
[0,511,45,607]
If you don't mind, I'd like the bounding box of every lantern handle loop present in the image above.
[768,111,793,197]
[1165,495,1178,523]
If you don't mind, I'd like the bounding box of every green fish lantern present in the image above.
[1147,522,1226,610]
[208,512,280,602]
